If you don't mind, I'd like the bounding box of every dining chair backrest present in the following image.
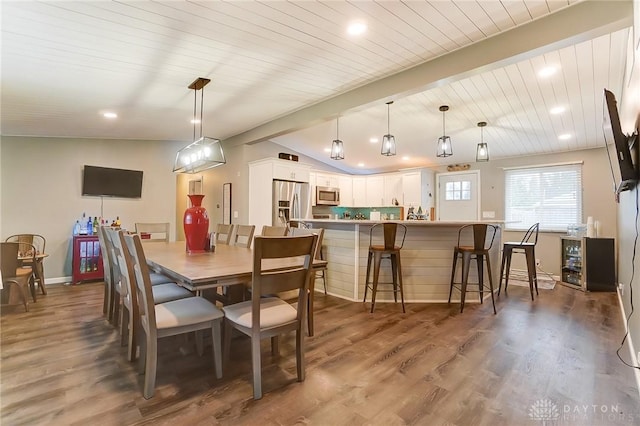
[456,223,498,251]
[101,227,121,292]
[135,223,170,242]
[520,223,540,245]
[289,227,324,260]
[123,233,157,335]
[233,225,256,248]
[369,223,407,250]
[261,225,289,236]
[105,228,132,302]
[97,227,113,289]
[215,224,234,245]
[0,242,21,278]
[5,234,45,255]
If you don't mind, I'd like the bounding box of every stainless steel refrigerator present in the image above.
[272,180,311,227]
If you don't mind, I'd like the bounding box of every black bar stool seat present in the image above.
[363,223,407,313]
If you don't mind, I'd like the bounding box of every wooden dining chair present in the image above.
[123,233,224,399]
[97,226,116,321]
[5,234,46,295]
[222,234,317,400]
[107,228,193,361]
[215,224,234,245]
[134,223,170,242]
[289,227,326,336]
[0,242,34,311]
[261,225,288,236]
[232,225,256,248]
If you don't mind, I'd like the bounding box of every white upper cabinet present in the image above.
[366,176,384,206]
[338,175,353,207]
[272,159,310,182]
[383,173,402,206]
[309,172,316,206]
[315,173,339,188]
[352,177,367,207]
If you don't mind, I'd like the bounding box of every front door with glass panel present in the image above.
[436,171,480,221]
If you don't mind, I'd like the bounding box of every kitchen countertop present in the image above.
[293,219,505,225]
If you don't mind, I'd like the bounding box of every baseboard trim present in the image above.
[45,276,73,285]
[616,287,640,400]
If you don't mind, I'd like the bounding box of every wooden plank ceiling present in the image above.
[1,1,634,173]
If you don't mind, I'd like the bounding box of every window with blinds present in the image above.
[504,163,582,232]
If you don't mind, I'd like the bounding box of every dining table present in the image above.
[142,241,327,336]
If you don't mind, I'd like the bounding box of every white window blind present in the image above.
[504,163,582,232]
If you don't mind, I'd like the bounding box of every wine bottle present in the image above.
[93,217,98,234]
[80,212,87,235]
[87,217,93,235]
[73,220,81,236]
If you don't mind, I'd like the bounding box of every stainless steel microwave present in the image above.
[316,186,340,206]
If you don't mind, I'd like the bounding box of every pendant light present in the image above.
[330,116,344,160]
[476,121,489,162]
[173,77,226,173]
[381,101,396,156]
[436,105,453,157]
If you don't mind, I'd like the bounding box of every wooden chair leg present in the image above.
[251,334,263,400]
[296,326,305,382]
[223,320,233,367]
[143,337,157,399]
[212,320,222,379]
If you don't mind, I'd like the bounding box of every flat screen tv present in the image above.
[82,165,143,198]
[604,89,639,193]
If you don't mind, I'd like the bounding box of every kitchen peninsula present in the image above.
[292,219,502,304]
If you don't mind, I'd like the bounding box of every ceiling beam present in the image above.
[224,0,633,148]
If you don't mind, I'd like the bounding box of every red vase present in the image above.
[184,194,209,253]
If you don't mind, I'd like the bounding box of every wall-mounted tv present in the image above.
[82,165,143,198]
[604,89,639,193]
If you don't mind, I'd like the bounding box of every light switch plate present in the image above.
[482,211,496,219]
[233,211,239,218]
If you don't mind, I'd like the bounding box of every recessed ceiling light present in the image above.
[103,112,117,119]
[369,137,378,144]
[190,119,201,124]
[538,66,558,78]
[402,156,410,161]
[357,162,365,167]
[347,21,367,36]
[323,148,331,153]
[550,106,566,114]
[558,133,571,140]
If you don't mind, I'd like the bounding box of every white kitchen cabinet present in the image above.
[315,173,339,188]
[272,159,310,182]
[383,173,402,206]
[352,177,367,206]
[402,169,434,211]
[338,175,353,207]
[309,172,317,206]
[366,176,384,206]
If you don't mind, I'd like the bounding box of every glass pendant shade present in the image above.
[330,117,345,160]
[381,101,396,156]
[331,139,344,160]
[436,105,453,157]
[381,134,396,156]
[173,77,226,173]
[476,121,489,162]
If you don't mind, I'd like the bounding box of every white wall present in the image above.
[0,136,183,281]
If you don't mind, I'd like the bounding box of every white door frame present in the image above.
[435,170,481,221]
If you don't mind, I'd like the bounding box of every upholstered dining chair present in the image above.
[260,225,288,236]
[106,228,193,361]
[0,242,34,311]
[123,233,224,399]
[232,225,256,248]
[134,223,170,242]
[215,224,234,245]
[222,234,317,400]
[5,234,46,296]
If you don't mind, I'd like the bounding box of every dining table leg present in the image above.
[35,259,47,295]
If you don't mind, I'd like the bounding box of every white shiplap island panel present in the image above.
[294,219,502,304]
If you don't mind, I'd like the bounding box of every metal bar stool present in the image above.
[448,223,498,314]
[363,223,407,313]
[498,223,539,300]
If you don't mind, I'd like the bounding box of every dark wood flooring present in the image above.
[1,282,638,425]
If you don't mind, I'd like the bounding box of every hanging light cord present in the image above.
[193,87,197,142]
[387,103,391,134]
[336,116,340,139]
[200,85,204,139]
[442,110,445,137]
